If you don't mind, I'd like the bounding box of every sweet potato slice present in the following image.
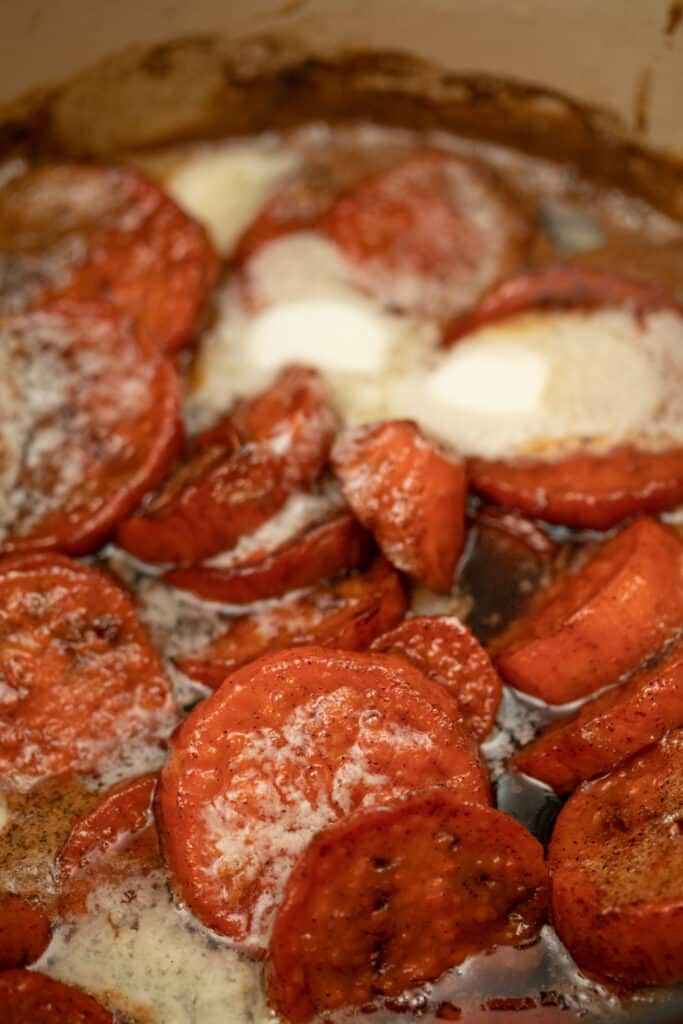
[0,970,113,1023]
[158,646,489,955]
[0,894,51,969]
[175,556,407,689]
[0,552,174,789]
[512,638,683,793]
[58,773,161,916]
[332,420,466,592]
[166,509,373,604]
[267,791,548,1022]
[549,729,683,986]
[469,447,683,532]
[0,164,219,352]
[319,151,529,320]
[448,269,683,529]
[0,301,181,556]
[372,616,502,740]
[230,364,338,489]
[445,266,681,346]
[116,365,336,566]
[493,517,683,704]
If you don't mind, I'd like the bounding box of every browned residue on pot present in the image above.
[665,1,683,38]
[634,66,653,134]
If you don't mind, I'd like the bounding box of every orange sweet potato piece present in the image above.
[117,365,337,566]
[267,792,548,1022]
[332,420,466,593]
[231,364,338,489]
[372,616,502,740]
[445,267,681,346]
[166,509,373,604]
[549,729,683,986]
[0,552,174,790]
[469,447,683,531]
[512,638,683,793]
[0,302,181,557]
[319,151,529,320]
[58,773,161,916]
[176,556,407,689]
[450,270,683,529]
[493,517,683,704]
[0,970,113,1023]
[158,646,489,955]
[0,163,219,353]
[0,894,51,969]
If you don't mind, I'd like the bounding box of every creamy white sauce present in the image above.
[37,872,272,1024]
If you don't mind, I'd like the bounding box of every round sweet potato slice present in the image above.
[158,646,490,955]
[549,728,683,986]
[449,269,683,529]
[372,616,502,740]
[116,365,336,566]
[332,420,466,593]
[267,791,549,1023]
[319,151,529,320]
[0,163,219,352]
[445,266,682,346]
[469,447,683,532]
[0,302,181,556]
[0,970,113,1023]
[493,517,683,704]
[512,637,683,793]
[165,508,373,604]
[0,894,51,969]
[58,773,161,917]
[230,364,338,490]
[175,555,407,689]
[0,552,175,790]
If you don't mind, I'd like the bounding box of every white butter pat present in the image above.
[246,296,394,374]
[388,308,682,459]
[428,337,548,415]
[166,144,296,254]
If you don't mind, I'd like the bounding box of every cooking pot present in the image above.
[1,0,682,219]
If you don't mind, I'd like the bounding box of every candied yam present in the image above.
[549,729,683,986]
[190,415,241,455]
[470,446,683,531]
[166,509,373,604]
[450,270,683,529]
[158,646,489,955]
[231,365,338,489]
[116,366,336,567]
[0,164,219,352]
[234,152,366,264]
[512,638,683,793]
[267,791,548,1023]
[332,420,466,593]
[493,517,683,704]
[58,773,161,917]
[372,616,502,740]
[446,266,682,345]
[0,970,113,1023]
[0,302,181,556]
[0,894,51,969]
[319,151,530,320]
[0,552,174,789]
[116,445,289,566]
[176,556,407,689]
